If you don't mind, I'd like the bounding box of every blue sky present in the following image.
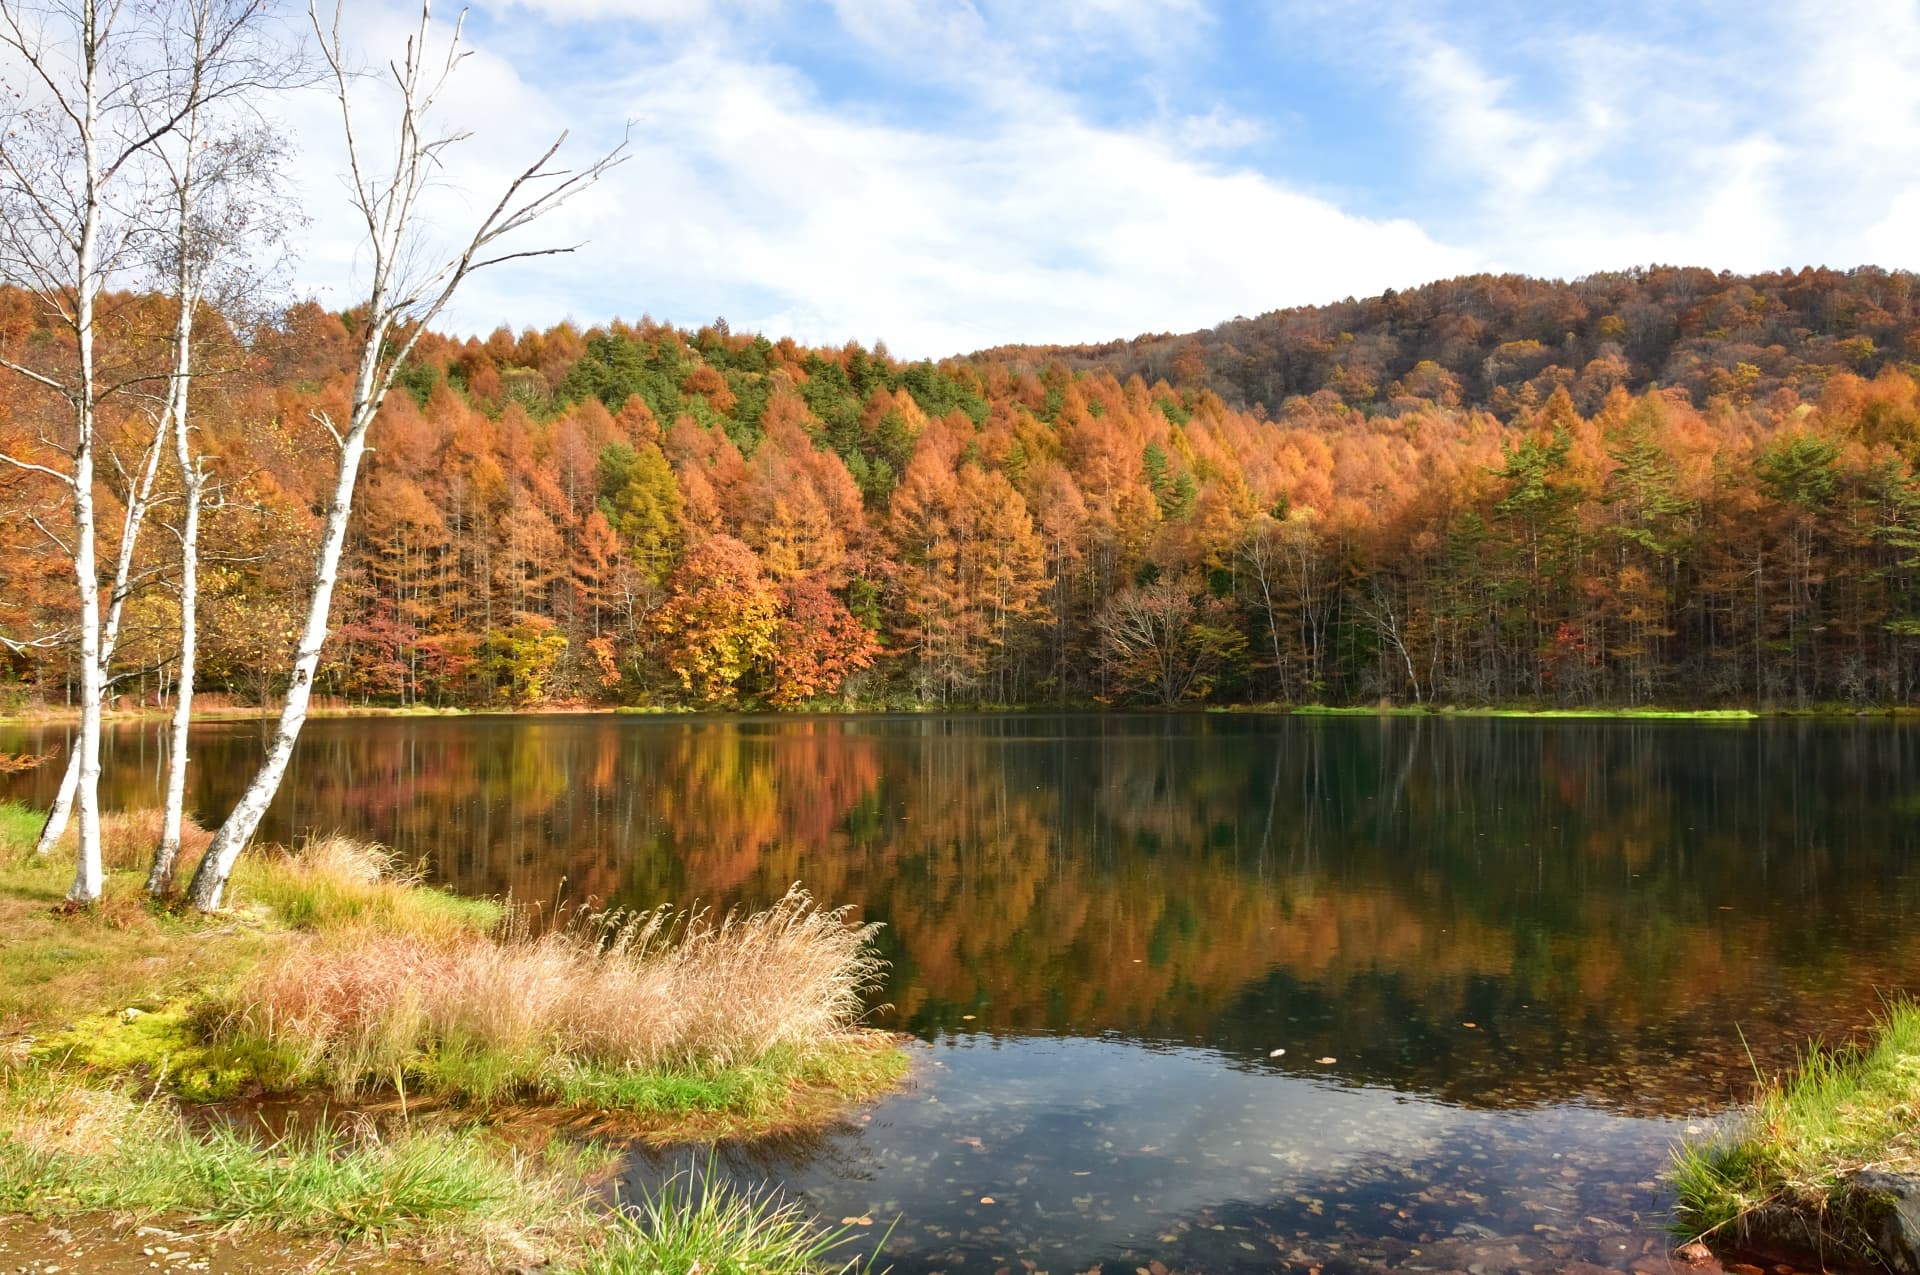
[285,0,1920,357]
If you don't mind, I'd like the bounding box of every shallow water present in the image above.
[7,712,1918,1272]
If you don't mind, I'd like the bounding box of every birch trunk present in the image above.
[185,343,380,910]
[65,0,105,904]
[32,754,78,857]
[183,0,624,910]
[152,289,203,894]
[29,335,166,862]
[152,458,201,893]
[186,335,382,909]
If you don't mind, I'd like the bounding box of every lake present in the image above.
[6,712,1919,1273]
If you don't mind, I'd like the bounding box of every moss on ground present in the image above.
[1,800,908,1272]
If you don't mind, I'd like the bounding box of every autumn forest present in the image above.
[8,264,1920,712]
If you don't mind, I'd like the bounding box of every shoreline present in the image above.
[5,700,1920,729]
[0,806,909,1273]
[1671,1001,1920,1273]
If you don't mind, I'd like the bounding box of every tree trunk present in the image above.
[187,354,378,909]
[151,470,200,894]
[66,16,104,905]
[32,750,78,857]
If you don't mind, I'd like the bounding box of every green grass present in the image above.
[1669,1000,1920,1260]
[2,803,907,1270]
[0,1065,584,1248]
[0,800,41,856]
[233,850,503,939]
[583,1158,880,1275]
[1287,703,1760,720]
[535,1038,910,1137]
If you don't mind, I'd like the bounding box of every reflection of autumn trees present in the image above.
[34,714,1920,1113]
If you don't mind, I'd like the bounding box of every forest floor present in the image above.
[0,804,906,1274]
[1669,1000,1920,1271]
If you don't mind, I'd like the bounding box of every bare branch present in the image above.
[0,450,73,484]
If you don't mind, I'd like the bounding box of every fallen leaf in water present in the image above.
[839,1216,874,1226]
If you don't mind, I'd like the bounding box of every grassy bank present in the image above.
[0,803,907,1272]
[1670,1001,1920,1267]
[14,699,1917,729]
[1284,703,1764,720]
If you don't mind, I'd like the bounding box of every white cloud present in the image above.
[268,0,1920,362]
[564,49,1472,353]
[274,1,1471,356]
[1174,105,1266,152]
[1290,0,1920,283]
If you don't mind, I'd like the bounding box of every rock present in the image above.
[1849,1170,1920,1273]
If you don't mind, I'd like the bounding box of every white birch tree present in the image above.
[185,0,625,909]
[0,0,183,900]
[0,0,291,898]
[143,0,296,895]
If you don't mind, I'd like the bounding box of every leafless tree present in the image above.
[1239,508,1337,701]
[185,0,626,909]
[140,0,300,895]
[0,0,226,899]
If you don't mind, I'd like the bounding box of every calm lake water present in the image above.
[7,712,1920,1274]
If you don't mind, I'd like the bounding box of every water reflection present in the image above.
[629,1035,1685,1275]
[5,713,1918,1271]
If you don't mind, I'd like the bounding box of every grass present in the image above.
[231,834,504,939]
[0,807,267,1034]
[585,1158,881,1275]
[208,885,897,1132]
[0,1063,589,1262]
[1286,703,1761,720]
[1669,1000,1920,1263]
[0,1064,872,1273]
[0,802,40,853]
[1,803,907,1270]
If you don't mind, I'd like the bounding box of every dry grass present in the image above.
[48,807,213,877]
[0,1064,156,1159]
[231,834,502,940]
[219,886,888,1101]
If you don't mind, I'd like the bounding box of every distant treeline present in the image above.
[6,265,1920,710]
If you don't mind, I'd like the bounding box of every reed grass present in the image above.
[216,886,889,1113]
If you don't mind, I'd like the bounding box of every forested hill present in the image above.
[7,265,1920,713]
[977,266,1920,419]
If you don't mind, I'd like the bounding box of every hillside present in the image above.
[5,266,1920,711]
[977,266,1920,419]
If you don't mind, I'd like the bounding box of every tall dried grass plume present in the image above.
[219,882,888,1098]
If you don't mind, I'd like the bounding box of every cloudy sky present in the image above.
[282,0,1920,358]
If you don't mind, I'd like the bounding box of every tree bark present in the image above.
[187,338,380,909]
